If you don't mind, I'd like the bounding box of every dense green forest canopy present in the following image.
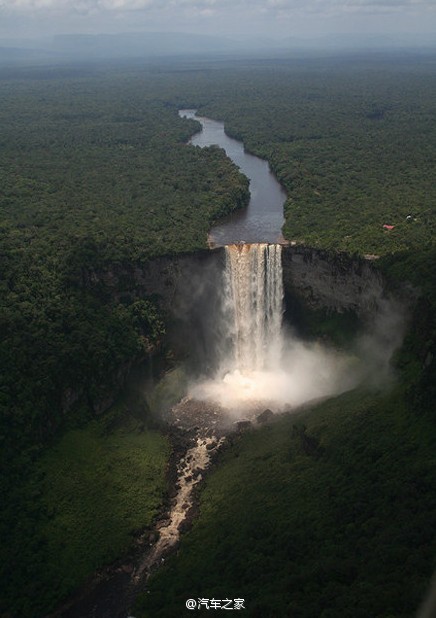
[0,68,250,449]
[1,54,435,617]
[0,66,250,615]
[197,63,436,257]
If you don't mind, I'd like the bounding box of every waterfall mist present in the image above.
[188,244,356,418]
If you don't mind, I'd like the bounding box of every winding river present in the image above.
[52,111,288,618]
[179,109,286,245]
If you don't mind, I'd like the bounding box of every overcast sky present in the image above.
[0,0,435,41]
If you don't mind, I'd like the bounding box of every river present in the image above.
[179,109,286,245]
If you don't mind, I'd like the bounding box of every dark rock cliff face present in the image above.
[61,250,226,415]
[86,248,227,373]
[95,245,386,318]
[93,249,223,307]
[90,244,392,357]
[281,245,386,316]
[77,244,409,416]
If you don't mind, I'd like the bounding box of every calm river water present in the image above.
[179,109,286,245]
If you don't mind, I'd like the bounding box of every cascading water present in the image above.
[190,241,299,414]
[190,240,358,415]
[223,243,284,372]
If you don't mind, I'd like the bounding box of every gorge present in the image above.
[51,111,408,618]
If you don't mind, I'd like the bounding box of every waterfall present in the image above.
[191,241,355,413]
[224,243,284,373]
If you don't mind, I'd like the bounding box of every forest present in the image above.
[0,54,435,617]
[0,67,250,616]
[0,70,250,447]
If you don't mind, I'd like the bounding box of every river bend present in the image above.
[179,109,286,245]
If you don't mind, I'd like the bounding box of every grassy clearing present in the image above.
[136,387,436,617]
[0,410,170,617]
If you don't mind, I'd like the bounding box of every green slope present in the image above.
[136,388,436,617]
[0,408,169,617]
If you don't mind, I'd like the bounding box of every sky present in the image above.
[0,0,435,42]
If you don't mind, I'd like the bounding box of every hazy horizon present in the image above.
[0,0,434,48]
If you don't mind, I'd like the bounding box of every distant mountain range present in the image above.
[0,31,435,65]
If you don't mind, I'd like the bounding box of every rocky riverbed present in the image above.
[48,395,270,618]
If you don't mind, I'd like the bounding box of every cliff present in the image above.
[281,245,386,315]
[76,243,411,415]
